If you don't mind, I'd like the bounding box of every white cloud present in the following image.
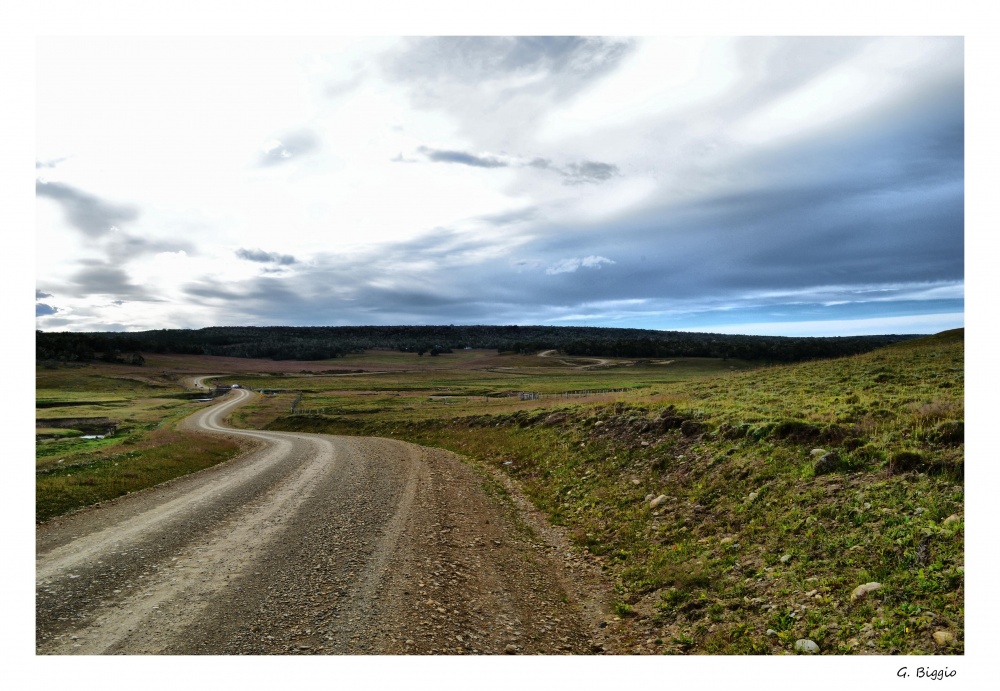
[33,36,963,334]
[546,255,615,275]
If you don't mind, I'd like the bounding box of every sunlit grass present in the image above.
[36,429,241,522]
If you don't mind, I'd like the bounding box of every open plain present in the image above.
[37,334,964,655]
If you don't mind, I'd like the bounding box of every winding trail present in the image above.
[537,350,615,369]
[36,390,611,655]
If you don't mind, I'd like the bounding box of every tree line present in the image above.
[36,325,920,365]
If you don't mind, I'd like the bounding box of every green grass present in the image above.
[34,335,964,653]
[263,331,964,655]
[36,429,241,522]
[35,361,244,520]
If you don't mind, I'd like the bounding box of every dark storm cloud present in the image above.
[258,130,321,166]
[183,63,963,331]
[35,180,139,237]
[417,146,508,169]
[35,179,190,265]
[184,282,244,301]
[68,264,157,300]
[236,248,298,265]
[36,290,53,299]
[36,303,59,316]
[512,66,964,311]
[369,62,962,326]
[153,39,961,334]
[40,317,74,327]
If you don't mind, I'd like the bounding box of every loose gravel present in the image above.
[36,390,614,655]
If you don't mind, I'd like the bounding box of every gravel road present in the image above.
[36,389,612,655]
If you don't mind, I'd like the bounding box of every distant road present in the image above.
[179,374,222,390]
[538,349,614,369]
[36,389,608,654]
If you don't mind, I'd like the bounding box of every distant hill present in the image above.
[36,324,923,365]
[886,327,964,349]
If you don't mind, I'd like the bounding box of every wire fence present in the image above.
[287,387,633,414]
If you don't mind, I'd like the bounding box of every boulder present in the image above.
[850,582,882,602]
[932,630,956,647]
[794,639,819,654]
[942,514,961,528]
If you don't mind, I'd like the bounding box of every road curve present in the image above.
[37,389,609,654]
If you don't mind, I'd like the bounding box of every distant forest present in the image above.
[36,325,921,365]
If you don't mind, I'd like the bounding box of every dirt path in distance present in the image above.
[537,349,615,369]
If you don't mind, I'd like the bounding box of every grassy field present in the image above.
[35,335,964,655]
[259,331,965,655]
[35,360,243,521]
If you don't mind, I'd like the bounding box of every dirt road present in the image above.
[36,389,611,654]
[537,350,615,369]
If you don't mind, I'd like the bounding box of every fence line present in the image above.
[286,387,633,415]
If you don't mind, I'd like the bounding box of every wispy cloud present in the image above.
[417,146,508,168]
[562,161,620,185]
[412,146,619,184]
[35,180,139,237]
[36,157,69,169]
[384,37,634,101]
[546,256,616,275]
[236,248,298,265]
[34,37,963,335]
[258,130,321,166]
[67,263,158,300]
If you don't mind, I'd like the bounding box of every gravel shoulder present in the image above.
[36,390,614,655]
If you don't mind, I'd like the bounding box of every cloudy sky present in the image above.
[34,35,964,335]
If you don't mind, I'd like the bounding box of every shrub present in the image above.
[889,450,925,475]
[770,420,821,442]
[931,420,964,445]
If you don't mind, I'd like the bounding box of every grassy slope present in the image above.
[268,330,964,654]
[35,362,242,522]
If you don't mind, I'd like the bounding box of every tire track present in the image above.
[37,389,610,655]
